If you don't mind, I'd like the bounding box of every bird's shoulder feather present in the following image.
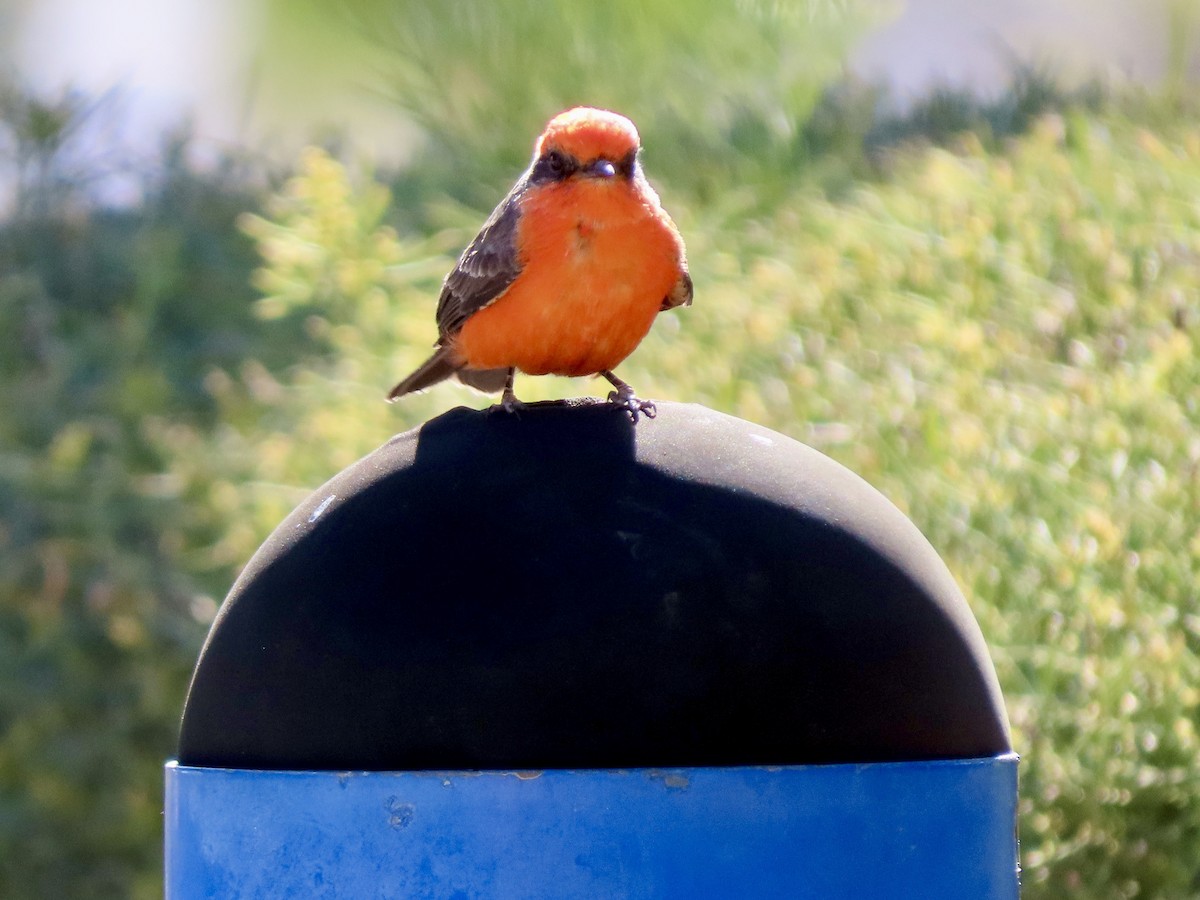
[435,178,528,338]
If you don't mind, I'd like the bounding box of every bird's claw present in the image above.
[607,387,656,422]
[498,392,526,416]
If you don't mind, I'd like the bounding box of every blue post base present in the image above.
[165,754,1018,899]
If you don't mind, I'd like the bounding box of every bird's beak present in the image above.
[587,159,617,179]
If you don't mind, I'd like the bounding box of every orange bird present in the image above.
[387,107,692,420]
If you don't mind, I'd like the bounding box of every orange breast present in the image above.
[455,180,685,377]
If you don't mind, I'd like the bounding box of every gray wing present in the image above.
[435,178,528,340]
[660,267,693,311]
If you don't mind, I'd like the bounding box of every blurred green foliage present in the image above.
[0,102,284,894]
[3,8,1200,898]
[259,0,883,203]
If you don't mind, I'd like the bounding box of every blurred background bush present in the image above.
[1,1,1198,897]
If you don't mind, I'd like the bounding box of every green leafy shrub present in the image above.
[0,121,271,895]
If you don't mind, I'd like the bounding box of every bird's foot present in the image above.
[607,385,656,422]
[498,388,525,415]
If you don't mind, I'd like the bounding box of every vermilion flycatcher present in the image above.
[387,107,692,420]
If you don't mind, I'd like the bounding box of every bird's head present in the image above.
[530,107,641,186]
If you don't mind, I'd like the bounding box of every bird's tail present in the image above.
[387,348,461,401]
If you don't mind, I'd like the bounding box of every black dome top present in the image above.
[179,401,1009,770]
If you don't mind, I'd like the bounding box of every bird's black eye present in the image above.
[533,149,574,183]
[617,148,638,179]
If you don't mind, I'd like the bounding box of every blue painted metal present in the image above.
[166,754,1019,899]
